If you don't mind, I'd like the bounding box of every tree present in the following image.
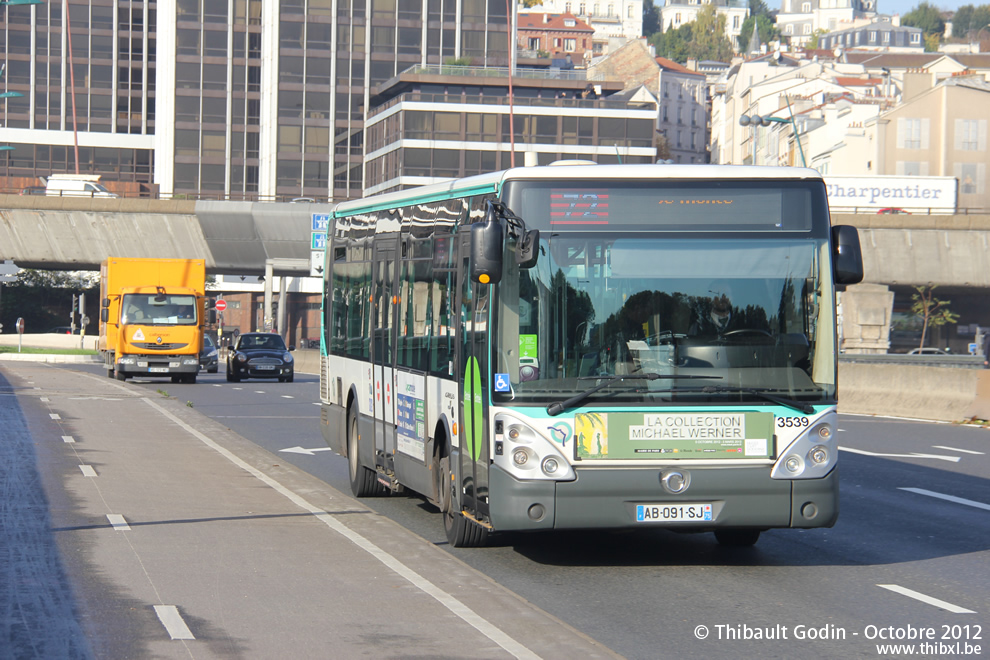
[806,28,829,50]
[692,4,735,62]
[649,23,695,63]
[521,0,544,7]
[738,14,780,52]
[902,2,946,39]
[910,285,959,351]
[952,4,976,37]
[643,0,660,38]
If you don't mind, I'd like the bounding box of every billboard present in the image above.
[824,176,957,212]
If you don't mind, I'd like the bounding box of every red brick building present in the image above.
[517,13,595,63]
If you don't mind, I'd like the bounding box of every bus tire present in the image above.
[347,411,385,498]
[440,455,489,548]
[714,529,761,547]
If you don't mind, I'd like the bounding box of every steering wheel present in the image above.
[721,329,774,340]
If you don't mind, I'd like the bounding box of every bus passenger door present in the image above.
[455,232,491,521]
[372,238,399,475]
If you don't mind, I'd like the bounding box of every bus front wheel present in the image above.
[347,412,385,498]
[440,456,489,548]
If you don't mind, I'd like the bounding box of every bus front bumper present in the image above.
[488,464,838,533]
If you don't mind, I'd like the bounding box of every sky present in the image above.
[765,0,978,15]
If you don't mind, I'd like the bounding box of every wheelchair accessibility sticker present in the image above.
[494,373,510,392]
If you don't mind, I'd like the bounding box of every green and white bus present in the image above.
[318,163,863,547]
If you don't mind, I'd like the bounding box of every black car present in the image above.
[199,334,219,373]
[226,332,294,382]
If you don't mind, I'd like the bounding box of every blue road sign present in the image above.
[312,214,331,232]
[311,232,327,250]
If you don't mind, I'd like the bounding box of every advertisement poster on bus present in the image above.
[575,412,775,460]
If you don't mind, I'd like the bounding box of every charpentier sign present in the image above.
[825,176,957,212]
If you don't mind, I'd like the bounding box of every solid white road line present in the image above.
[877,584,976,614]
[106,514,131,531]
[933,445,984,455]
[899,487,990,512]
[153,605,195,640]
[79,465,97,477]
[143,397,541,660]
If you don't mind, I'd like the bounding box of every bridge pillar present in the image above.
[839,283,895,354]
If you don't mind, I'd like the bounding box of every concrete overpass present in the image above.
[0,195,330,276]
[2,196,989,352]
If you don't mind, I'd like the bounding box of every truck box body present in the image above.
[99,257,208,382]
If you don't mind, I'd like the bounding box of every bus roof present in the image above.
[332,164,824,217]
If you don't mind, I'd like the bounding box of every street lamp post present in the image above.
[739,96,807,168]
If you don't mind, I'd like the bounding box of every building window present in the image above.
[579,2,586,13]
[883,31,890,43]
[564,38,576,51]
[628,5,634,17]
[733,15,740,28]
[910,32,920,43]
[803,24,811,34]
[956,119,985,151]
[802,2,810,11]
[870,31,877,41]
[786,24,793,34]
[898,118,927,150]
[956,162,985,194]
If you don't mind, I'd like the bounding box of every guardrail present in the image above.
[840,353,984,369]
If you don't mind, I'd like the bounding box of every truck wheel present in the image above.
[114,368,127,381]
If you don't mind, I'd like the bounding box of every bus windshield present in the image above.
[121,293,198,326]
[493,235,835,407]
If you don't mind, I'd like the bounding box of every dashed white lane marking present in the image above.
[899,487,990,512]
[839,447,960,463]
[106,514,131,531]
[254,390,265,394]
[41,397,49,402]
[143,397,540,660]
[933,445,984,455]
[281,395,293,399]
[62,435,75,443]
[49,413,61,420]
[154,605,195,640]
[877,584,976,614]
[79,465,97,477]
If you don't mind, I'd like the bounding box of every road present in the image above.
[2,361,988,659]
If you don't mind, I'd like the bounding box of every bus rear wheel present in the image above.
[347,412,385,498]
[440,456,489,548]
[714,529,761,546]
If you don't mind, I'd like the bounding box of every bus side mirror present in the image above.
[832,225,864,285]
[100,308,109,323]
[471,218,503,284]
[517,229,539,269]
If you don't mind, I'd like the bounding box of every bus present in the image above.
[318,163,864,548]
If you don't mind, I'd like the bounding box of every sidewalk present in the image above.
[0,360,620,659]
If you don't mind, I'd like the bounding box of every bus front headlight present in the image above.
[494,414,575,481]
[771,413,837,480]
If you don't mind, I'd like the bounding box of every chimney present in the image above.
[544,13,550,23]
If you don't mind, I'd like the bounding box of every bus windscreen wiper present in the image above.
[700,385,815,414]
[546,373,720,416]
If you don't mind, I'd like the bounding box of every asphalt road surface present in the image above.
[2,361,987,659]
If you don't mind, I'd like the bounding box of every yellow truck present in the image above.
[99,257,213,383]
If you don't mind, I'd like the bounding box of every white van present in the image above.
[44,174,119,198]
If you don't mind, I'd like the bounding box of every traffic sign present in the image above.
[215,299,228,312]
[311,232,326,250]
[312,213,331,232]
[310,251,325,277]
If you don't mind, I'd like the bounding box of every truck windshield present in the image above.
[121,294,198,326]
[492,235,836,407]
